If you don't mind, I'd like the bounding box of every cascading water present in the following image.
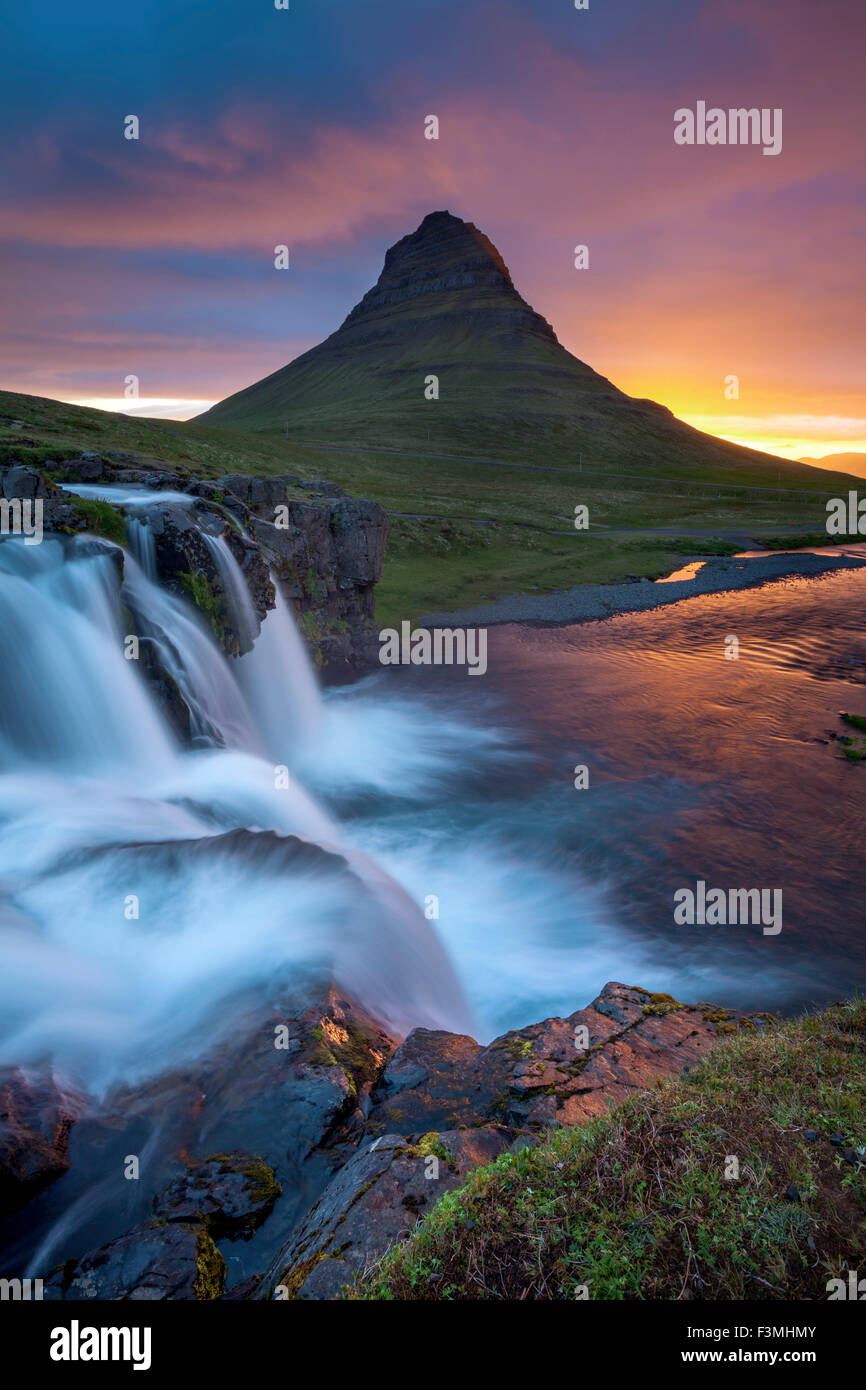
[125,516,157,578]
[0,515,472,1098]
[0,488,631,1110]
[0,539,175,773]
[122,547,258,751]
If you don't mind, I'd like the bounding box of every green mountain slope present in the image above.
[199,210,821,485]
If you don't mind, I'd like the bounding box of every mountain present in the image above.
[200,211,819,482]
[800,453,866,478]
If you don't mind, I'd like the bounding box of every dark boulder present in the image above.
[1,463,55,500]
[43,1221,225,1301]
[152,1153,281,1240]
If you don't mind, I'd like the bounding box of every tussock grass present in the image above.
[352,999,866,1300]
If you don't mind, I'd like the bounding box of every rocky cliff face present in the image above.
[0,456,389,674]
[339,209,560,348]
[3,982,769,1301]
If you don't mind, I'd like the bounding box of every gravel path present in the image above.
[418,551,866,628]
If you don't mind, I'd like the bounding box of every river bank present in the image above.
[419,547,866,628]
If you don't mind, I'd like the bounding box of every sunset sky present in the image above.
[1,0,863,463]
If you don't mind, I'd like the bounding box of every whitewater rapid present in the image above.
[0,505,630,1096]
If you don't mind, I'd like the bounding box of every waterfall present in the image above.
[121,547,259,751]
[202,532,260,655]
[0,516,470,1095]
[237,580,323,758]
[200,530,323,756]
[125,516,157,578]
[0,538,175,773]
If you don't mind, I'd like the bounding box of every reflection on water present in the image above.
[656,560,707,583]
[386,558,866,1028]
[402,564,866,1022]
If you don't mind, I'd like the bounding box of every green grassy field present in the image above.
[1,389,857,623]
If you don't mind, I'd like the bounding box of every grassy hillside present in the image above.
[200,213,831,495]
[1,389,857,625]
[352,997,866,1300]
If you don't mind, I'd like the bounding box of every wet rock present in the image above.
[0,1068,87,1219]
[152,1153,281,1239]
[247,491,389,670]
[254,983,763,1300]
[367,1027,511,1134]
[93,957,400,1271]
[262,1126,510,1300]
[222,525,274,626]
[220,1274,263,1300]
[133,500,273,656]
[136,636,193,742]
[43,1221,225,1301]
[16,980,764,1301]
[184,479,224,502]
[190,979,398,1174]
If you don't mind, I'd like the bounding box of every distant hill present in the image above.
[800,453,866,478]
[199,211,821,486]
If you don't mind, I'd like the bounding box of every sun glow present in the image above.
[64,398,215,421]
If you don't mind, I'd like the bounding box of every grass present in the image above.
[377,519,741,625]
[2,388,860,623]
[752,531,858,550]
[68,496,127,547]
[351,998,866,1300]
[179,570,234,653]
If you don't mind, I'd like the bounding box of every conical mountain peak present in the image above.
[339,210,552,339]
[201,211,765,479]
[381,210,514,286]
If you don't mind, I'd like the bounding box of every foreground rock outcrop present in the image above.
[0,983,768,1300]
[257,983,767,1299]
[263,1127,511,1300]
[44,1220,226,1302]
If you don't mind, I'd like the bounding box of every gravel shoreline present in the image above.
[419,551,866,628]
